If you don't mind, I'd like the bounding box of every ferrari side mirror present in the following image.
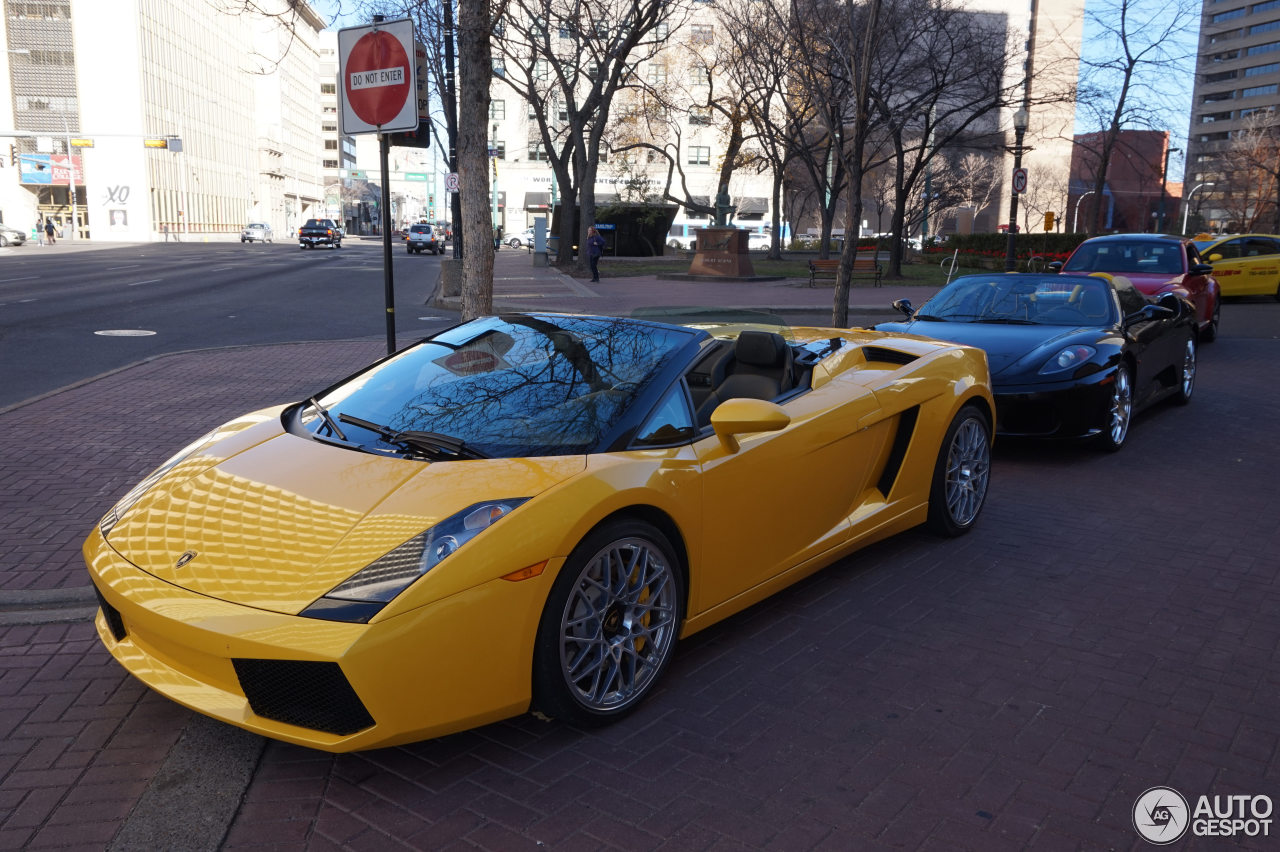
[892,299,914,318]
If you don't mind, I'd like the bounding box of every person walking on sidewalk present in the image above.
[586,226,606,282]
[44,219,56,244]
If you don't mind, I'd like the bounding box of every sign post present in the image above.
[338,17,418,355]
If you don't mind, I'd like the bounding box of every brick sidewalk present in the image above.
[1,298,1277,849]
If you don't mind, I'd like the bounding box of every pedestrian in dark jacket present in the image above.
[586,226,606,282]
[44,220,56,244]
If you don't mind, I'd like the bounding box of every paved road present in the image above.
[1,270,1277,848]
[0,240,456,408]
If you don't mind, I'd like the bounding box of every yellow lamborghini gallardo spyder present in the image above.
[85,313,994,751]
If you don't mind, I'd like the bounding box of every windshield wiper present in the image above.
[307,398,347,441]
[911,313,950,322]
[338,414,489,460]
[979,317,1038,325]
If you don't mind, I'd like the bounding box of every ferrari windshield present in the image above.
[917,275,1118,326]
[303,315,698,458]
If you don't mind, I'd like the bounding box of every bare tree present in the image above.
[1075,0,1199,235]
[1206,110,1280,232]
[457,0,495,316]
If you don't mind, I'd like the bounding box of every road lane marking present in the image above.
[0,276,40,283]
[127,279,162,286]
[107,265,142,270]
[95,329,157,336]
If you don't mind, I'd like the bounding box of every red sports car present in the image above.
[1056,234,1221,342]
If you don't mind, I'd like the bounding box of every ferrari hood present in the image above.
[880,321,1093,376]
[104,427,585,614]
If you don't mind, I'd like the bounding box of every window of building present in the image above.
[1201,111,1234,122]
[1212,7,1246,22]
[1253,0,1280,12]
[688,145,711,165]
[1241,105,1276,117]
[647,64,667,86]
[690,24,713,44]
[689,107,712,125]
[656,23,668,39]
[323,159,339,169]
[1247,41,1280,56]
[691,66,711,87]
[324,139,338,149]
[1205,69,1238,83]
[322,121,337,132]
[529,141,550,161]
[534,59,550,79]
[1199,132,1231,142]
[491,141,506,159]
[1246,62,1280,76]
[493,58,506,77]
[1210,30,1242,43]
[1251,19,1280,35]
[559,24,574,38]
[1203,90,1236,102]
[1242,83,1279,97]
[491,99,506,120]
[1212,50,1241,62]
[320,83,336,95]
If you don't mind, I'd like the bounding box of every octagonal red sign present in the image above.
[338,20,418,134]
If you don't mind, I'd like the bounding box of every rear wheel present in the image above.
[926,404,991,537]
[1097,366,1133,452]
[533,519,684,726]
[1173,337,1196,405]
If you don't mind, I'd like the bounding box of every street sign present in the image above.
[143,138,170,149]
[338,19,418,135]
[346,169,367,180]
[386,40,430,150]
[69,138,94,148]
[444,172,460,192]
[404,172,429,181]
[1012,167,1028,195]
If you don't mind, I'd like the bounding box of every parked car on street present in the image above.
[298,218,342,249]
[0,223,27,246]
[406,223,443,255]
[507,227,535,248]
[1190,233,1280,300]
[85,312,994,751]
[877,272,1197,452]
[240,223,273,243]
[1055,233,1220,341]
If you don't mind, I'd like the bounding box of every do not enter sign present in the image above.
[338,19,419,134]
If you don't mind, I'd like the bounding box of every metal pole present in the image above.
[61,116,78,240]
[1073,190,1095,233]
[1004,120,1027,272]
[1182,182,1214,235]
[1156,146,1180,233]
[379,133,397,355]
[443,0,461,258]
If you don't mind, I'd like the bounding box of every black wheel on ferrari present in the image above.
[533,519,684,726]
[1201,298,1220,343]
[1097,366,1133,452]
[1173,336,1196,406]
[926,404,991,537]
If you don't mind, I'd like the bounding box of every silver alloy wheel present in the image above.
[557,536,678,713]
[1109,368,1133,446]
[1180,339,1196,398]
[944,416,990,528]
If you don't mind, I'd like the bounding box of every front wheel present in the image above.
[926,404,992,537]
[1096,366,1133,452]
[1173,336,1196,405]
[1201,298,1220,343]
[533,519,684,726]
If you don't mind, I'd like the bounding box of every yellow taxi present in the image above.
[1192,234,1280,299]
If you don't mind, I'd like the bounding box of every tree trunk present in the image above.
[457,0,493,319]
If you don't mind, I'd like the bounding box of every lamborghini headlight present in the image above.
[301,498,530,622]
[1038,345,1096,375]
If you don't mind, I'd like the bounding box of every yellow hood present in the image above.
[105,428,584,614]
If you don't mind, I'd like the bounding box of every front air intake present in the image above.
[232,659,375,736]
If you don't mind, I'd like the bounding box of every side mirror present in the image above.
[892,298,914,318]
[710,398,791,453]
[1123,303,1176,327]
[1047,261,1063,273]
[1156,293,1184,315]
[1208,253,1223,263]
[1189,263,1214,275]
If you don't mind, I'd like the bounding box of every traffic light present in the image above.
[1044,211,1055,231]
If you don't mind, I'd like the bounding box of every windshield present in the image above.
[302,315,697,458]
[916,275,1117,326]
[1062,240,1184,275]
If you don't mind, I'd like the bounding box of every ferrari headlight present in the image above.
[98,429,222,537]
[1039,345,1096,375]
[303,498,530,620]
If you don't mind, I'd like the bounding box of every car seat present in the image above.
[695,331,794,425]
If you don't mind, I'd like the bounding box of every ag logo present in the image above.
[1134,786,1189,844]
[175,550,198,569]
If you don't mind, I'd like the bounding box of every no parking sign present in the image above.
[1012,167,1028,195]
[338,19,419,135]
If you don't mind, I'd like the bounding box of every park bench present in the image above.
[807,256,882,287]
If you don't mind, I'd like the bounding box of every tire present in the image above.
[407,246,413,254]
[926,404,991,537]
[533,519,684,726]
[1096,366,1134,452]
[508,238,521,248]
[1173,336,1196,405]
[0,235,9,247]
[1200,298,1220,343]
[240,237,246,243]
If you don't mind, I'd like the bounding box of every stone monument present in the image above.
[690,185,756,277]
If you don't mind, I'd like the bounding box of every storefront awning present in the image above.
[524,191,550,210]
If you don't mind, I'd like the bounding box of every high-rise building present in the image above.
[1,1,347,242]
[1183,0,1280,231]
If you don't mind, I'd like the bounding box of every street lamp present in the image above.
[1182,181,1215,235]
[490,122,499,249]
[1072,190,1096,233]
[1004,108,1030,272]
[1156,146,1181,233]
